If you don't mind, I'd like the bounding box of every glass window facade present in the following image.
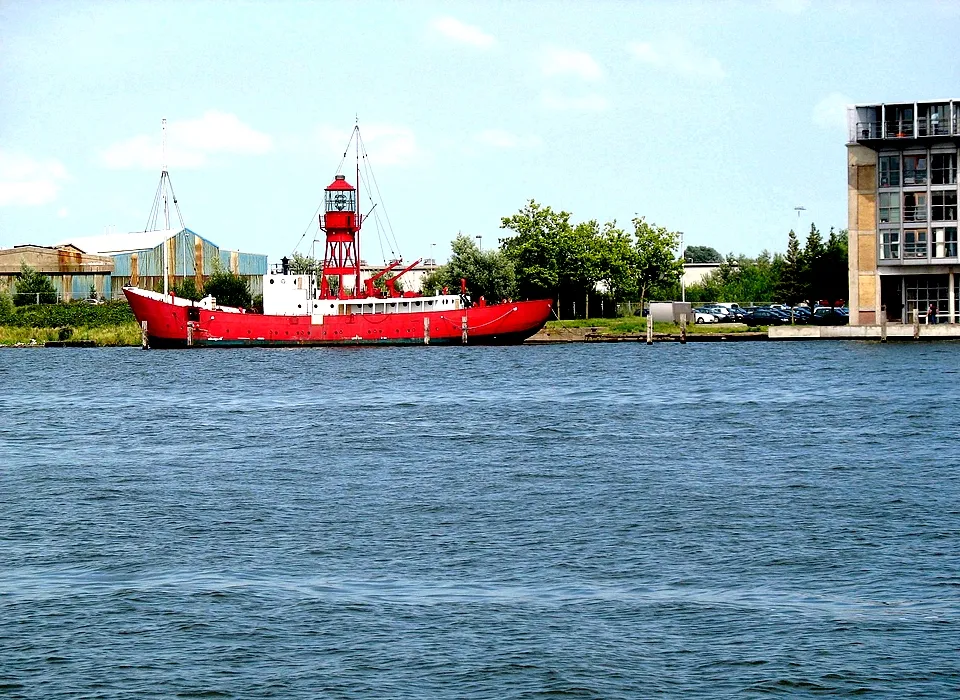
[879,155,900,187]
[903,154,927,185]
[932,226,958,258]
[880,230,900,260]
[932,153,957,185]
[932,191,958,222]
[879,192,900,223]
[903,229,928,259]
[904,192,928,222]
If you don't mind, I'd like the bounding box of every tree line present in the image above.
[425,200,683,318]
[424,200,848,316]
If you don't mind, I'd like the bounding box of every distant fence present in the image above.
[7,292,101,305]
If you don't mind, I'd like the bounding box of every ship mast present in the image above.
[355,119,361,297]
[144,117,187,296]
[162,118,170,295]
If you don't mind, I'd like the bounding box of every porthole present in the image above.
[269,279,275,284]
[297,304,302,308]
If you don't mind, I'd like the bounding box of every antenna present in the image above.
[162,117,168,174]
[794,206,806,218]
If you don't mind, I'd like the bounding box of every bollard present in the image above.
[140,320,149,350]
[646,313,653,345]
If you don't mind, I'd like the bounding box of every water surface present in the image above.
[1,342,958,697]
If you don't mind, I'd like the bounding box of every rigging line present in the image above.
[144,176,164,232]
[334,124,360,177]
[292,201,324,255]
[357,171,394,265]
[165,173,187,231]
[356,130,402,259]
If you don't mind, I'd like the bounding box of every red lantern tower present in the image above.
[320,174,360,298]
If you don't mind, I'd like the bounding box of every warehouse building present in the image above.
[0,244,114,302]
[62,228,267,299]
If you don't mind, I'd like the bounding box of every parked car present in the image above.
[812,306,849,325]
[693,309,718,324]
[702,305,732,322]
[742,307,788,325]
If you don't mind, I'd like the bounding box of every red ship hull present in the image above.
[124,287,552,347]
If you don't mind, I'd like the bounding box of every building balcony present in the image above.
[849,99,960,147]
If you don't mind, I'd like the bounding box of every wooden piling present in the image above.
[880,305,887,343]
[679,313,687,344]
[140,320,149,350]
[646,314,653,345]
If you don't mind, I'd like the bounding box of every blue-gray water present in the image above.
[1,342,958,698]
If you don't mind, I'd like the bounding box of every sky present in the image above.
[2,0,959,266]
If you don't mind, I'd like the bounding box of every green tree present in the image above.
[632,217,683,308]
[820,227,849,306]
[427,234,516,301]
[802,223,825,303]
[776,229,804,305]
[173,278,203,301]
[290,252,321,274]
[686,252,781,304]
[203,270,252,308]
[684,245,723,263]
[500,200,607,316]
[500,200,570,300]
[14,263,57,306]
[597,221,639,301]
[0,291,14,322]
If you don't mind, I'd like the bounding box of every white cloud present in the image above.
[100,111,273,170]
[312,124,422,167]
[473,129,543,150]
[770,0,811,14]
[0,151,70,206]
[429,16,495,48]
[813,92,851,129]
[58,207,69,218]
[540,91,610,112]
[539,46,603,81]
[628,37,726,81]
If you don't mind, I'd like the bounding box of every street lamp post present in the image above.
[678,231,685,303]
[475,235,483,251]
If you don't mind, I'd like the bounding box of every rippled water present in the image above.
[1,342,959,698]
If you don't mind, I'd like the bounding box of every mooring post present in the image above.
[880,305,887,343]
[680,313,687,344]
[140,320,149,350]
[646,313,653,345]
[461,315,468,345]
[186,321,193,347]
[423,317,430,345]
[913,309,920,340]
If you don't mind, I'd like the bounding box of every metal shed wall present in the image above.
[110,229,267,300]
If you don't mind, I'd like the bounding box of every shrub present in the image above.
[14,264,57,306]
[203,270,252,308]
[173,278,203,301]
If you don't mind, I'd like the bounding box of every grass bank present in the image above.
[0,322,142,347]
[545,318,767,334]
[0,299,141,346]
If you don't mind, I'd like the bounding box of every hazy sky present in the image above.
[2,0,958,265]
